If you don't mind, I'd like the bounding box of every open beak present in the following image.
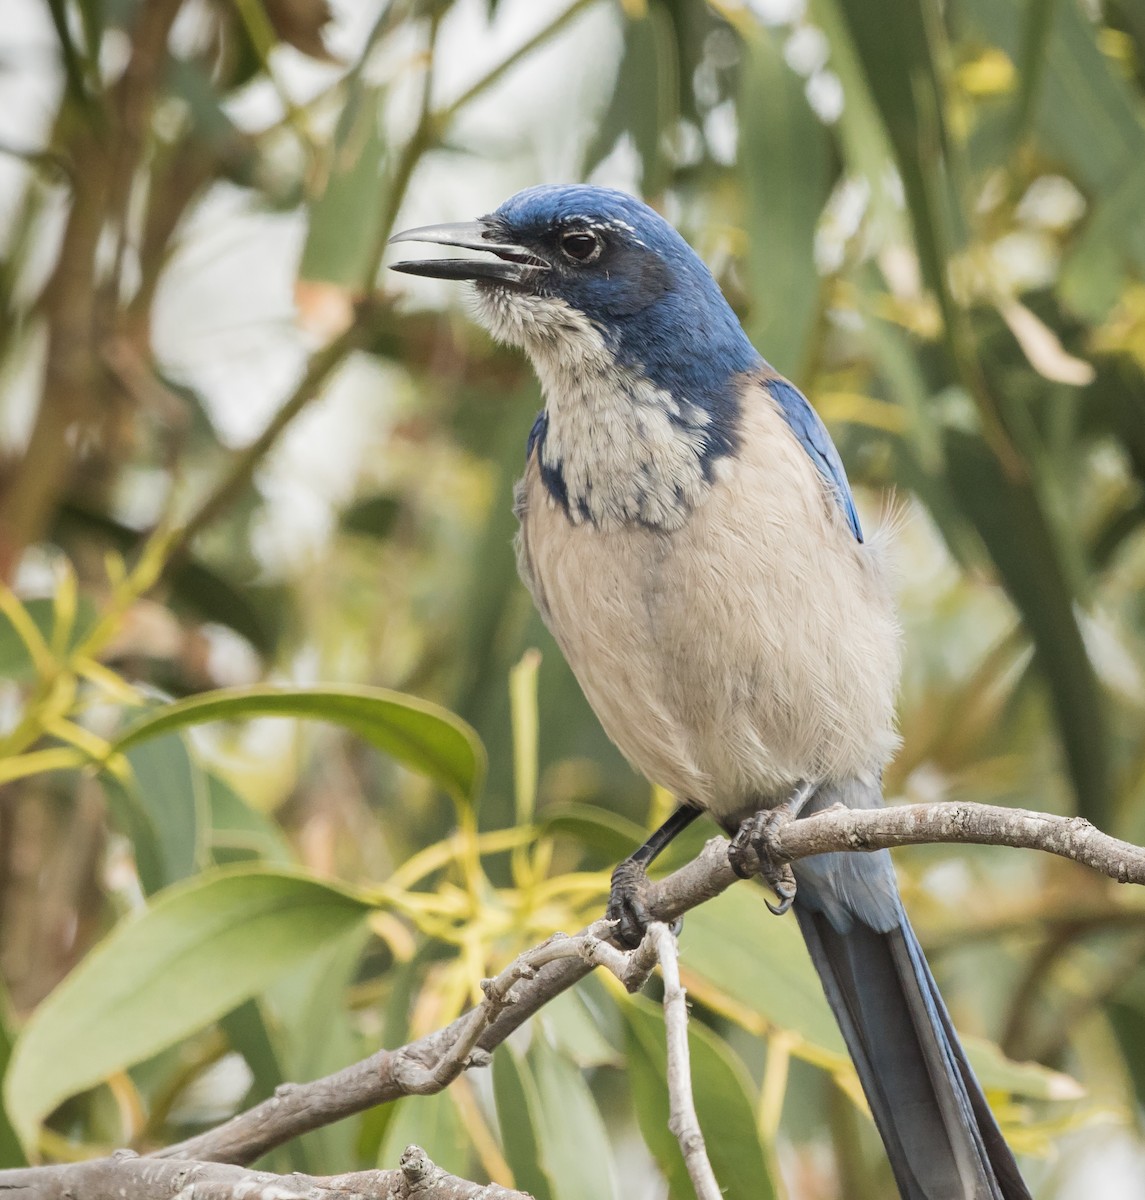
[388,220,547,286]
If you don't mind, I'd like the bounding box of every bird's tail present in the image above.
[788,782,1031,1200]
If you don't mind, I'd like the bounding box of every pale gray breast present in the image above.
[514,395,902,818]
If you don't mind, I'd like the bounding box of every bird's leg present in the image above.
[607,805,701,948]
[728,781,819,915]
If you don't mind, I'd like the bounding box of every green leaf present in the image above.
[123,733,208,886]
[1107,999,1145,1108]
[528,1031,617,1200]
[378,1090,473,1180]
[961,1034,1083,1103]
[681,883,848,1062]
[542,801,652,864]
[4,867,372,1151]
[583,9,677,194]
[267,923,373,1169]
[625,996,777,1200]
[944,429,1110,826]
[0,981,25,1168]
[683,883,1080,1104]
[831,0,961,295]
[207,771,294,867]
[541,987,623,1069]
[739,25,833,379]
[220,998,289,1111]
[959,0,1145,318]
[100,773,167,897]
[111,684,486,806]
[492,1044,555,1200]
[0,596,94,682]
[219,1000,310,1174]
[299,83,388,289]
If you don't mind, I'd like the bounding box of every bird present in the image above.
[390,184,1031,1200]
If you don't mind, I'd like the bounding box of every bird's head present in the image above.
[390,185,759,398]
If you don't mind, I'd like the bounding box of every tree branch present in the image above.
[146,800,1145,1168]
[0,1145,530,1199]
[5,799,1142,1196]
[774,801,1145,883]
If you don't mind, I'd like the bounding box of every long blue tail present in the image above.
[789,781,1031,1200]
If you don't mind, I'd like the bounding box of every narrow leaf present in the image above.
[739,26,833,379]
[378,1091,473,1180]
[4,868,372,1151]
[111,685,486,805]
[492,1045,554,1200]
[528,1032,617,1200]
[122,733,207,886]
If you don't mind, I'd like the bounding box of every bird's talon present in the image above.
[730,802,799,915]
[607,858,654,948]
[765,871,797,916]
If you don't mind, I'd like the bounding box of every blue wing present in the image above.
[766,378,863,543]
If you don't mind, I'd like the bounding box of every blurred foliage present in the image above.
[1,0,1145,1195]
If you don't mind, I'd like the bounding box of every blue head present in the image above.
[391,186,767,529]
[390,185,761,413]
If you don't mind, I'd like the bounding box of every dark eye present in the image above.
[560,230,602,263]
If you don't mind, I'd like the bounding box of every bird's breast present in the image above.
[515,391,902,817]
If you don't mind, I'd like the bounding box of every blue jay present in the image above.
[391,185,1030,1200]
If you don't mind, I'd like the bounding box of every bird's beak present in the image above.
[388,220,547,285]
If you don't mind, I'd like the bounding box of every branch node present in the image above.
[400,1143,433,1182]
[394,1051,439,1096]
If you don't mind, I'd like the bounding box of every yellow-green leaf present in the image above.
[110,684,486,805]
[4,868,372,1151]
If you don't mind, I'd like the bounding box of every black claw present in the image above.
[608,858,654,948]
[765,876,796,916]
[729,803,799,916]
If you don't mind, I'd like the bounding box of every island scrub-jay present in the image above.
[391,185,1030,1200]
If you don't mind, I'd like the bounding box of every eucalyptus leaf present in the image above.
[111,685,485,806]
[492,1045,555,1200]
[528,1032,617,1200]
[4,868,373,1152]
[739,25,833,380]
[378,1090,473,1180]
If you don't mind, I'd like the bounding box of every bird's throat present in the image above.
[476,287,726,531]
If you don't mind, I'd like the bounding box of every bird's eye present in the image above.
[560,231,602,263]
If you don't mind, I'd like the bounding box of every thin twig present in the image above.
[652,924,722,1200]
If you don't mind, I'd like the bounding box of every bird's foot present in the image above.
[607,858,681,948]
[728,802,798,916]
[607,859,654,948]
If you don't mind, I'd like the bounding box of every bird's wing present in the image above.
[762,376,863,543]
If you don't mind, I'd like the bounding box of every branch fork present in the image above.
[6,799,1145,1198]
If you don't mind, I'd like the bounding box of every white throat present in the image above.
[474,288,714,530]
